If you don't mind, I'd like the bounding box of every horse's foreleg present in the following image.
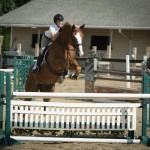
[75,66,82,75]
[69,60,81,80]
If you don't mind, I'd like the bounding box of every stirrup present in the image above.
[57,76,65,84]
[32,63,39,73]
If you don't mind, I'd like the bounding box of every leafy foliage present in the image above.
[1,0,15,15]
[1,27,11,51]
[14,0,30,8]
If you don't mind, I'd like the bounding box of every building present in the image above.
[0,0,150,70]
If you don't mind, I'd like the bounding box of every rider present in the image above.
[32,14,64,73]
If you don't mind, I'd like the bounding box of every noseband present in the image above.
[72,43,82,47]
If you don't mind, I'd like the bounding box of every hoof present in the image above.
[70,74,78,80]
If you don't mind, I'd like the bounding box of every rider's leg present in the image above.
[32,48,46,73]
[32,35,51,73]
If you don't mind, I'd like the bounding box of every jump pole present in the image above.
[13,92,150,99]
[0,71,4,140]
[126,55,130,88]
[94,58,97,71]
[0,72,20,145]
[11,136,140,144]
[0,70,14,145]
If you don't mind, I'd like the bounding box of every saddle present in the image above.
[42,44,52,63]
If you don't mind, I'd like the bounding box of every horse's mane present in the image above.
[55,21,72,42]
[62,21,72,28]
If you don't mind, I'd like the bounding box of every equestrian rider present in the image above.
[32,14,64,73]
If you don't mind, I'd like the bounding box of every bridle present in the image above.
[73,43,83,48]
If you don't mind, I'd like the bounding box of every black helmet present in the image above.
[53,14,64,23]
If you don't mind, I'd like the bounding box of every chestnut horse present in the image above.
[25,22,85,101]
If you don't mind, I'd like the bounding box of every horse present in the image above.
[25,22,85,101]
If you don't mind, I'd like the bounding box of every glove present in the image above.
[59,28,62,32]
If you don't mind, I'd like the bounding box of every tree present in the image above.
[1,0,15,15]
[14,0,30,8]
[1,0,30,16]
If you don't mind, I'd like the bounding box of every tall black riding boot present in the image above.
[32,54,43,73]
[32,46,50,73]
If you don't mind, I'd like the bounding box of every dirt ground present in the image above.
[1,75,150,150]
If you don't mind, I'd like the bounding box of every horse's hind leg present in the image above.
[39,84,55,102]
[25,71,38,101]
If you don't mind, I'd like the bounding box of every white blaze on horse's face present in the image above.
[75,32,84,57]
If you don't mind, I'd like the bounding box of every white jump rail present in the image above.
[13,92,150,99]
[0,69,14,72]
[11,136,140,143]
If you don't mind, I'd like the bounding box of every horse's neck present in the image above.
[46,39,66,62]
[55,38,66,47]
[57,31,71,47]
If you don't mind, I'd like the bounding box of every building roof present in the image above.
[0,0,150,29]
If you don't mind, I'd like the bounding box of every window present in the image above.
[32,34,43,48]
[91,36,110,50]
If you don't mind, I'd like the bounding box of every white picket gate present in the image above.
[11,100,140,131]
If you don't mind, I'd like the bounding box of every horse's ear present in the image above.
[80,24,85,29]
[72,24,76,30]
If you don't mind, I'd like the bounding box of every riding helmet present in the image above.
[54,14,64,23]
